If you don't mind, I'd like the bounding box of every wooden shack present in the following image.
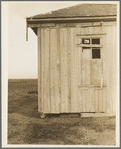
[26,4,117,117]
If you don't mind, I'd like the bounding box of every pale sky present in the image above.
[2,1,117,79]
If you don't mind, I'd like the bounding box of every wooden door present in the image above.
[80,37,104,112]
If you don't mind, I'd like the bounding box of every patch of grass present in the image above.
[8,96,39,118]
[8,79,116,145]
[28,91,38,94]
[105,124,115,131]
[8,131,20,139]
[24,122,84,144]
[79,117,115,132]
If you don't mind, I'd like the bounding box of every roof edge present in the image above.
[27,15,117,20]
[27,15,117,23]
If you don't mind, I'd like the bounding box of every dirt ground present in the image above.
[8,79,116,145]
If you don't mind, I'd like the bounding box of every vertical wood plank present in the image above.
[112,25,116,113]
[77,44,81,86]
[50,28,60,113]
[37,28,42,112]
[81,88,95,112]
[60,28,68,112]
[86,89,91,112]
[90,88,95,112]
[70,28,78,112]
[94,89,99,112]
[109,26,113,114]
[42,29,46,113]
[92,60,102,85]
[99,89,103,112]
[43,28,50,113]
[74,28,79,112]
[78,89,82,112]
[76,26,82,112]
[82,89,89,112]
[82,90,85,112]
[57,24,61,113]
[40,29,44,113]
[104,26,112,113]
[102,26,108,113]
[67,27,71,112]
[103,88,107,112]
[81,60,91,85]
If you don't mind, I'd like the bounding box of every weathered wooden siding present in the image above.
[103,23,117,114]
[50,28,60,113]
[38,21,117,114]
[37,28,41,112]
[60,28,68,112]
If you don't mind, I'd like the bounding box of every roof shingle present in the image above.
[29,4,117,19]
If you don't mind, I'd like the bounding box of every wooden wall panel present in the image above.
[91,60,102,85]
[103,26,110,113]
[50,28,60,113]
[94,89,104,113]
[60,28,68,112]
[38,22,116,114]
[102,88,107,112]
[70,28,79,112]
[78,89,83,112]
[81,88,95,112]
[109,25,116,114]
[37,28,41,112]
[67,28,71,112]
[103,24,117,114]
[43,29,50,113]
[108,26,114,114]
[82,89,89,112]
[98,89,103,112]
[90,88,95,112]
[81,60,91,85]
[76,27,82,111]
[94,89,99,112]
[112,25,116,113]
[80,88,106,113]
[40,29,44,113]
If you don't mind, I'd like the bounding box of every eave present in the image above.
[26,15,117,37]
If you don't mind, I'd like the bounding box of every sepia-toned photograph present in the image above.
[2,1,120,147]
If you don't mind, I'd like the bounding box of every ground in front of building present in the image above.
[8,79,116,145]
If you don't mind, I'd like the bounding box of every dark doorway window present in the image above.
[92,48,100,59]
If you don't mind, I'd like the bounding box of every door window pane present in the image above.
[82,38,90,44]
[92,48,100,59]
[92,38,100,44]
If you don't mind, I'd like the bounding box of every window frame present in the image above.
[80,36,103,86]
[81,37,102,59]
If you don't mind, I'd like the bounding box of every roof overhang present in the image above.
[26,15,117,38]
[27,15,116,23]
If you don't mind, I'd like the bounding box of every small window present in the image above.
[92,48,100,59]
[92,38,100,44]
[82,38,90,44]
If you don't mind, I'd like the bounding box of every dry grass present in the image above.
[8,79,116,145]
